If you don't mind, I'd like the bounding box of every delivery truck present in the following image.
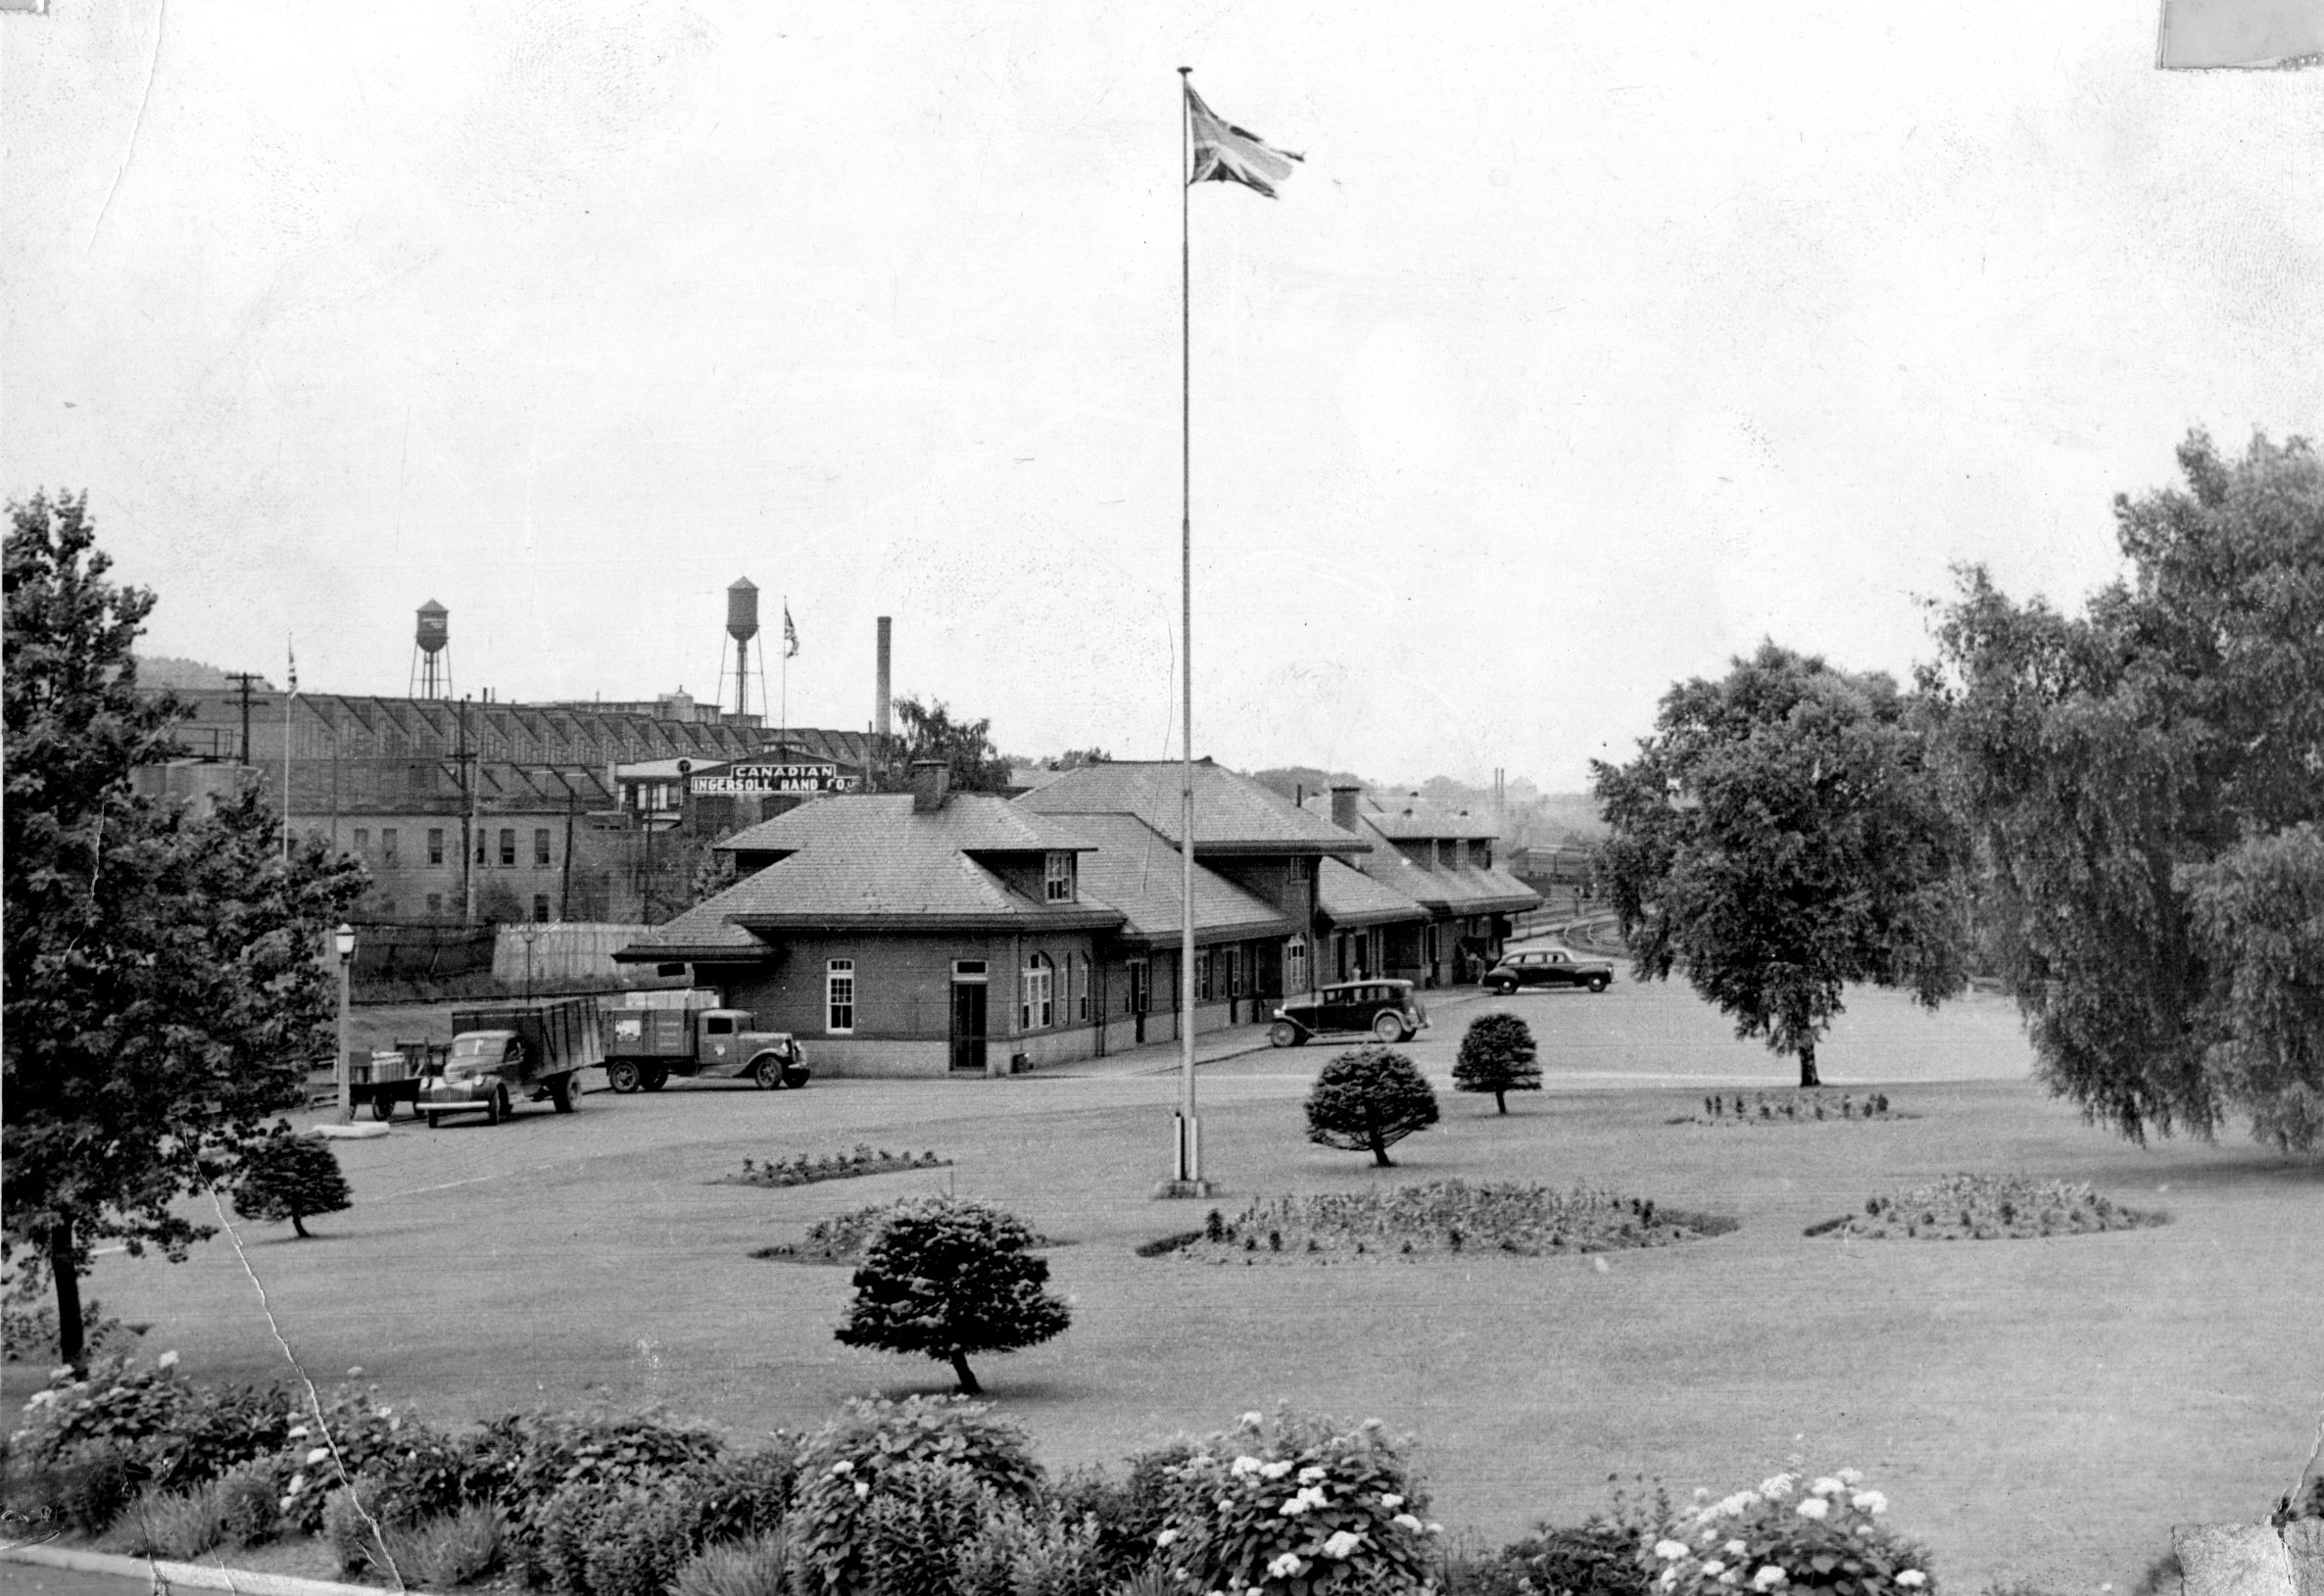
[601,1003,809,1093]
[421,997,603,1127]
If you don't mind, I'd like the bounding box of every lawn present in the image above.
[15,981,2319,1592]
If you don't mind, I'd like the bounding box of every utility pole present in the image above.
[459,696,476,925]
[224,673,261,764]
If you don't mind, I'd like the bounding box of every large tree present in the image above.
[868,696,1014,795]
[4,492,365,1365]
[1591,643,1968,1087]
[1927,430,2324,1151]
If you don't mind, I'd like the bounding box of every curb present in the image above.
[0,1540,417,1596]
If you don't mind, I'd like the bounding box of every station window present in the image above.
[532,895,551,923]
[534,829,552,867]
[826,959,856,1034]
[427,828,445,865]
[1195,950,1214,1003]
[499,828,516,866]
[1043,851,1074,902]
[352,827,369,852]
[1285,937,1308,993]
[381,828,398,866]
[1071,954,1089,1021]
[1020,952,1053,1030]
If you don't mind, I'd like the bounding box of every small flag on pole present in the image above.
[783,605,799,659]
[287,639,299,696]
[1186,84,1302,198]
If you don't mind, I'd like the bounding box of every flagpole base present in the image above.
[1154,1114,1214,1198]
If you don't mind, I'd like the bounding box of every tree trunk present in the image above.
[949,1350,981,1395]
[1369,1131,1394,1168]
[292,1213,311,1238]
[48,1220,85,1372]
[1798,1041,1820,1089]
[1495,1089,1508,1114]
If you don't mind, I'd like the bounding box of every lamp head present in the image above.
[333,922,357,960]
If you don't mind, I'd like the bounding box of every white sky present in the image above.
[6,2,2320,790]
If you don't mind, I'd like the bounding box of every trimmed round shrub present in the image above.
[1453,1013,1542,1114]
[229,1132,353,1238]
[834,1197,1070,1395]
[1305,1048,1441,1166]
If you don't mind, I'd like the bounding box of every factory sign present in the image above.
[693,762,851,795]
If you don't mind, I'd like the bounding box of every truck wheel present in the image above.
[426,1113,441,1130]
[752,1055,787,1090]
[552,1077,577,1113]
[483,1088,507,1126]
[605,1061,643,1094]
[369,1096,392,1122]
[642,1068,668,1091]
[781,1064,810,1089]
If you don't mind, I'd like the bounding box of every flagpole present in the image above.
[281,638,295,866]
[779,597,789,750]
[1173,65,1204,1192]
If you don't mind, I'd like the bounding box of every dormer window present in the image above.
[1043,851,1075,902]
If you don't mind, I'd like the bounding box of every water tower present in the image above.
[723,578,760,717]
[411,600,452,700]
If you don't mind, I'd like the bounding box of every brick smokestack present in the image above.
[909,758,948,813]
[875,616,893,746]
[1330,784,1362,834]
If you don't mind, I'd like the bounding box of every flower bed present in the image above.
[1668,1090,1903,1127]
[719,1145,948,1189]
[1647,1467,1933,1594]
[1806,1173,2167,1240]
[751,1202,1054,1266]
[1145,1180,1738,1264]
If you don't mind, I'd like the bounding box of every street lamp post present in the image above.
[333,922,357,1120]
[519,921,542,1001]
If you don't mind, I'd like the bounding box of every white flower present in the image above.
[1266,1553,1304,1579]
[156,1351,180,1371]
[1321,1529,1363,1560]
[47,1366,73,1382]
[25,1391,52,1409]
[1703,1562,1727,1577]
[1239,1412,1265,1427]
[1896,1573,1926,1589]
[279,1495,298,1514]
[346,1366,363,1377]
[1298,1466,1327,1483]
[1811,1476,1845,1497]
[1793,1498,1829,1522]
[1426,1523,1443,1535]
[1752,1569,1788,1591]
[306,1447,331,1467]
[1850,1490,1888,1516]
[1725,1540,1748,1556]
[1278,1497,1309,1517]
[1393,1514,1424,1532]
[1655,1539,1691,1561]
[1232,1456,1263,1477]
[288,1475,307,1495]
[1261,1460,1293,1480]
[286,1425,309,1440]
[829,1459,853,1475]
[1759,1474,1794,1499]
[852,1480,869,1500]
[1155,1528,1179,1547]
[1836,1468,1864,1485]
[1379,1493,1404,1510]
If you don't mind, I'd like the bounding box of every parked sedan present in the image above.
[1269,980,1429,1047]
[1482,946,1616,994]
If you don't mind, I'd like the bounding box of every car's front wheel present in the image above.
[1270,1020,1300,1049]
[1587,975,1610,992]
[1490,978,1518,995]
[1372,1012,1407,1043]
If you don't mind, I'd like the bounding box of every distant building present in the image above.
[1306,787,1540,986]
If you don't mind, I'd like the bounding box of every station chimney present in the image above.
[726,578,760,717]
[411,600,451,700]
[875,616,893,748]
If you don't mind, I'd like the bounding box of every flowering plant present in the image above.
[1153,1405,1437,1596]
[1649,1470,1933,1594]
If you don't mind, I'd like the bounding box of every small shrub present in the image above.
[673,1529,791,1596]
[1306,1047,1440,1166]
[856,1461,997,1596]
[1151,1405,1436,1596]
[215,1465,279,1545]
[462,1407,726,1567]
[953,1494,1109,1596]
[787,1394,1043,1596]
[1454,1013,1542,1113]
[578,1482,703,1596]
[229,1130,354,1238]
[1647,1468,1931,1593]
[116,1479,229,1560]
[691,1437,799,1547]
[834,1197,1070,1394]
[393,1503,508,1588]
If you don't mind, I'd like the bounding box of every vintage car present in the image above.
[1269,979,1429,1047]
[1481,945,1616,994]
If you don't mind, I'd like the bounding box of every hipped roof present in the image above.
[1018,760,1369,855]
